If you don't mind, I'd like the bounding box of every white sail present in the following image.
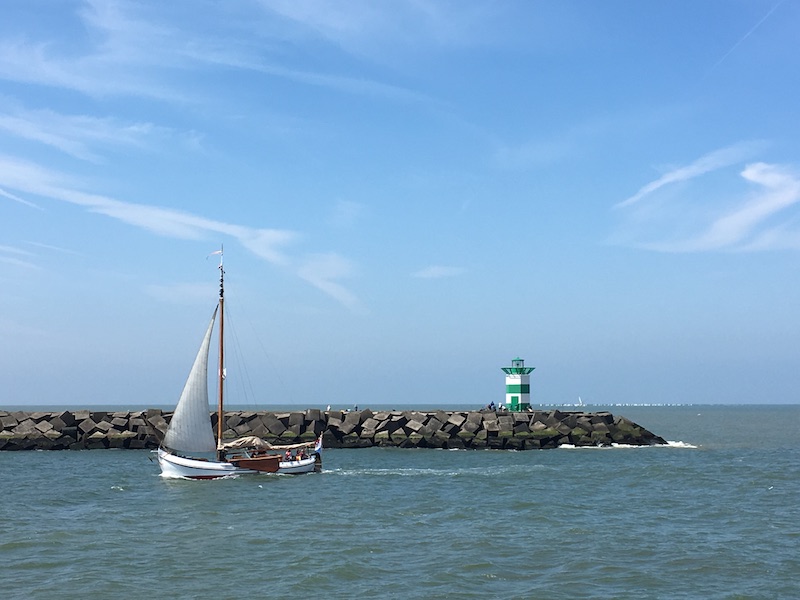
[162,307,218,454]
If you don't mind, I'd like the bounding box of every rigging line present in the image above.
[217,270,290,404]
[215,271,260,410]
[223,301,260,409]
[228,287,290,397]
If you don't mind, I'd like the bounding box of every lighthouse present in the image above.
[501,357,535,411]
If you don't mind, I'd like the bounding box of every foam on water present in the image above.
[558,441,697,449]
[666,440,699,449]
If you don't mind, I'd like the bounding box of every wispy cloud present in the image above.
[677,163,800,252]
[0,101,177,161]
[0,254,40,269]
[0,36,173,102]
[297,253,359,310]
[615,141,766,209]
[24,241,83,256]
[0,154,358,306]
[263,0,497,58]
[612,146,800,252]
[0,0,215,101]
[0,244,34,256]
[0,242,83,271]
[0,0,439,105]
[1,186,42,209]
[0,245,40,269]
[412,265,466,279]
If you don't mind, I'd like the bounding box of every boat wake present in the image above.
[327,464,552,478]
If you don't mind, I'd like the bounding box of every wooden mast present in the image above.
[216,247,225,460]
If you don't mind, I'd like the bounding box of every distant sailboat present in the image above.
[157,249,321,479]
[577,396,584,407]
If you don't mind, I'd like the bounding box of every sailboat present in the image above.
[157,250,321,479]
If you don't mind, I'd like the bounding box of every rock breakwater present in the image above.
[0,408,666,451]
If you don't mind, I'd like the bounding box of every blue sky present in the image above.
[2,0,799,408]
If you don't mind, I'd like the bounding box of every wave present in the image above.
[665,440,699,449]
[557,441,698,450]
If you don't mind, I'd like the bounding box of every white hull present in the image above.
[278,456,318,474]
[158,448,319,479]
[157,448,260,479]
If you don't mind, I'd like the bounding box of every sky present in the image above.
[2,0,799,409]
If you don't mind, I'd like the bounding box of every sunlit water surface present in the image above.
[2,405,798,599]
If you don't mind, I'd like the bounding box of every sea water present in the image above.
[1,405,798,599]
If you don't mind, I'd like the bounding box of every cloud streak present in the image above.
[263,0,497,58]
[297,253,359,310]
[613,146,800,252]
[677,162,800,252]
[615,142,766,209]
[1,185,42,209]
[710,0,785,72]
[0,245,40,269]
[0,102,176,162]
[0,0,440,106]
[0,154,358,306]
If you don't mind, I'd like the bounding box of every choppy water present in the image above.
[2,405,798,599]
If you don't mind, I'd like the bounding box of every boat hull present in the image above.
[278,455,318,474]
[157,448,262,479]
[230,454,281,473]
[158,448,321,479]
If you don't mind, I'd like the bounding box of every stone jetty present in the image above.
[0,408,666,451]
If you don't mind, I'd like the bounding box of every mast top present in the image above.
[214,245,224,301]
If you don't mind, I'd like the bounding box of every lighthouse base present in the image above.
[505,399,531,412]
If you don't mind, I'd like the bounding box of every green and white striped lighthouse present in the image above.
[501,357,535,411]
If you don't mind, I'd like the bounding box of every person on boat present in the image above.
[284,450,292,461]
